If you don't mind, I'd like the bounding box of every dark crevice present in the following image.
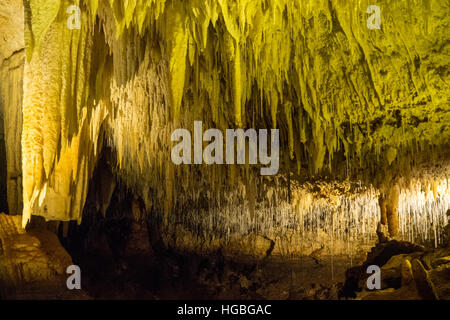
[0,95,8,213]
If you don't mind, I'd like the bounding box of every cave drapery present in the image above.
[1,0,446,251]
[0,0,24,217]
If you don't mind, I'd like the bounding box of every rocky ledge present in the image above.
[340,233,450,300]
[0,213,89,299]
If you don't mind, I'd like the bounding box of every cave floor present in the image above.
[1,212,449,300]
[0,213,365,300]
[76,251,365,300]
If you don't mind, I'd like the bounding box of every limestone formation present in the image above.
[0,0,24,215]
[13,0,449,231]
[0,0,448,300]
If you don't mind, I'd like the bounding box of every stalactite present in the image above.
[21,0,106,226]
[397,174,450,247]
[18,0,450,237]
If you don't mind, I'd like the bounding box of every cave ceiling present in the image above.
[0,0,447,226]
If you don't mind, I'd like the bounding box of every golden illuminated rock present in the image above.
[9,0,450,241]
[0,0,24,216]
[0,0,449,301]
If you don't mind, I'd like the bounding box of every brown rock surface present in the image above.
[0,213,89,299]
[411,259,439,300]
[343,238,450,300]
[429,264,450,300]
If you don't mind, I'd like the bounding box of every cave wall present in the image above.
[0,0,446,256]
[0,75,7,212]
[0,0,24,215]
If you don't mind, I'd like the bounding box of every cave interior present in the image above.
[0,0,449,300]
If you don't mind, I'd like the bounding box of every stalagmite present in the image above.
[386,185,400,238]
[379,195,387,226]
